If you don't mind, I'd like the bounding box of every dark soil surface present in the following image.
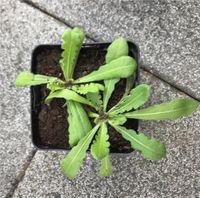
[32,45,138,153]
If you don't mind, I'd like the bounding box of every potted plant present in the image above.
[15,28,199,179]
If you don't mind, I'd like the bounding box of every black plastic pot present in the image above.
[31,42,140,152]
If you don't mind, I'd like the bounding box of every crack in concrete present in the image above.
[6,149,37,198]
[20,0,98,42]
[140,66,200,102]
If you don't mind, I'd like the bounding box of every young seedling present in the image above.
[60,38,199,179]
[15,28,137,146]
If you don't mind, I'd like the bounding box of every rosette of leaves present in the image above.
[60,38,199,179]
[15,28,137,107]
[15,28,137,147]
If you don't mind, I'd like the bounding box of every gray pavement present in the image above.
[0,0,67,197]
[0,0,200,197]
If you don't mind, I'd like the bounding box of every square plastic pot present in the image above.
[31,41,140,153]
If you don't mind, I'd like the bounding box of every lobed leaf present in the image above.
[74,56,137,83]
[91,123,110,160]
[47,81,65,92]
[72,83,104,95]
[125,98,199,120]
[60,28,85,80]
[86,92,102,108]
[45,89,94,107]
[67,101,92,147]
[15,71,61,87]
[109,84,150,115]
[99,155,112,177]
[61,125,100,179]
[113,125,166,160]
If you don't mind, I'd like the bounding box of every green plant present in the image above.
[15,28,199,179]
[15,28,137,108]
[60,38,199,179]
[15,28,136,147]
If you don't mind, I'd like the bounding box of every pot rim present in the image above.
[30,41,140,154]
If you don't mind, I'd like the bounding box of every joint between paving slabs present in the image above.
[140,67,200,102]
[6,149,37,198]
[21,0,200,102]
[20,0,97,42]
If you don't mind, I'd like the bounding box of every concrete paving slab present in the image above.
[13,70,200,198]
[25,0,200,100]
[0,0,68,197]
